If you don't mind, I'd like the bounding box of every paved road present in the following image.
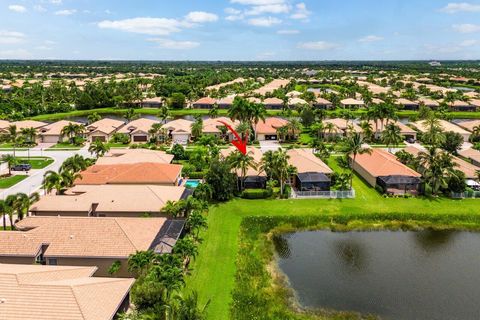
[0,146,90,226]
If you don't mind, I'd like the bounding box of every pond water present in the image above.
[275,230,480,320]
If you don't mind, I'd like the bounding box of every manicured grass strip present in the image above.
[105,143,129,148]
[46,143,83,150]
[17,157,54,169]
[0,175,28,188]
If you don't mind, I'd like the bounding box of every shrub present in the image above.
[241,188,271,199]
[110,133,130,144]
[189,171,207,179]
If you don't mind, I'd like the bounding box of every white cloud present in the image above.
[98,17,186,35]
[34,5,47,12]
[0,49,32,59]
[460,39,479,46]
[185,11,218,23]
[277,29,299,35]
[54,9,77,16]
[0,30,26,44]
[248,16,281,27]
[225,8,244,21]
[440,2,480,13]
[290,2,311,20]
[225,7,242,14]
[148,38,200,49]
[8,5,26,13]
[298,41,338,50]
[49,0,62,4]
[245,4,290,15]
[231,0,286,4]
[358,35,384,43]
[453,23,480,33]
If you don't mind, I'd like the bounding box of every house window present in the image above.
[48,258,57,265]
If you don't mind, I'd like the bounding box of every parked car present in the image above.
[11,163,32,171]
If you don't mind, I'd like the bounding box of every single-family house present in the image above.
[216,97,234,109]
[313,97,333,109]
[96,149,174,165]
[287,148,334,191]
[0,264,134,320]
[323,118,363,137]
[192,97,216,109]
[117,118,159,143]
[202,117,240,140]
[162,119,193,145]
[38,120,83,143]
[138,96,163,108]
[0,216,181,277]
[457,119,480,133]
[396,98,419,110]
[30,184,189,217]
[417,98,440,108]
[12,120,47,131]
[351,148,422,195]
[369,119,417,141]
[86,118,125,143]
[255,117,289,141]
[286,91,302,98]
[288,97,308,108]
[263,97,284,109]
[220,146,266,189]
[445,100,476,112]
[411,119,471,142]
[341,98,364,109]
[75,163,183,186]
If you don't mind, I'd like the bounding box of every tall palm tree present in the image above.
[7,192,40,221]
[191,117,203,140]
[158,106,170,124]
[261,149,295,196]
[324,122,338,141]
[0,200,13,230]
[422,115,445,148]
[42,170,63,194]
[1,154,18,176]
[148,123,163,144]
[417,148,457,196]
[227,150,256,191]
[60,154,91,173]
[382,123,403,152]
[186,210,207,242]
[173,237,198,265]
[250,103,266,140]
[235,121,250,141]
[88,139,110,158]
[20,127,37,146]
[87,112,102,125]
[61,123,85,144]
[7,124,18,157]
[286,118,302,140]
[359,121,374,142]
[124,108,137,123]
[310,121,324,140]
[340,133,372,187]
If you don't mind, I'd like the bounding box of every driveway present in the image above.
[259,140,281,153]
[0,147,91,227]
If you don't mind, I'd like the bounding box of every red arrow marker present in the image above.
[218,121,248,155]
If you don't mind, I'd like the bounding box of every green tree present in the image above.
[204,158,236,201]
[191,116,204,140]
[169,93,186,109]
[87,112,102,124]
[227,150,256,191]
[339,133,372,187]
[382,123,403,152]
[88,139,110,158]
[1,154,18,175]
[441,131,464,155]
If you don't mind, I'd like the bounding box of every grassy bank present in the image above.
[28,107,480,122]
[186,166,480,319]
[18,157,54,169]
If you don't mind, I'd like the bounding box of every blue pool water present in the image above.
[185,179,200,188]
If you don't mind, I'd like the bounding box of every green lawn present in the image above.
[17,157,54,169]
[186,166,480,319]
[46,142,83,150]
[0,143,29,151]
[0,175,28,188]
[105,143,130,148]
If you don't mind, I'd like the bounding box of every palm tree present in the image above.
[261,149,295,196]
[124,108,137,123]
[7,124,18,156]
[422,115,445,148]
[88,139,110,158]
[148,123,163,144]
[235,121,250,141]
[286,118,302,140]
[20,127,37,146]
[3,194,18,229]
[186,210,207,242]
[173,237,198,266]
[60,154,91,173]
[324,122,338,141]
[87,112,102,125]
[310,122,324,140]
[359,121,374,142]
[471,125,480,141]
[1,154,18,176]
[417,148,457,196]
[382,123,403,152]
[175,291,210,320]
[61,123,85,144]
[0,200,13,230]
[42,170,63,194]
[340,133,372,187]
[7,192,39,221]
[127,250,156,277]
[250,103,266,140]
[227,150,256,191]
[158,106,170,124]
[191,117,203,140]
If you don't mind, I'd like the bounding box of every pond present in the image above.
[274,230,480,320]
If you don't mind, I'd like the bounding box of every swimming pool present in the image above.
[185,179,201,188]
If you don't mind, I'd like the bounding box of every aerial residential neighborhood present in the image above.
[1,1,480,320]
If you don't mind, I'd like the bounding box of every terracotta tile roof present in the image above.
[0,263,134,320]
[396,98,418,106]
[341,98,364,106]
[86,118,125,135]
[263,97,284,105]
[75,163,182,185]
[255,117,289,135]
[117,118,159,134]
[193,97,216,105]
[162,119,193,134]
[314,97,332,105]
[352,148,421,178]
[12,120,47,130]
[287,149,333,174]
[96,149,173,165]
[202,117,239,134]
[30,184,187,214]
[288,97,308,105]
[39,120,83,136]
[216,97,235,105]
[459,148,480,164]
[0,120,11,130]
[417,98,439,107]
[324,118,363,133]
[369,120,415,135]
[457,120,480,132]
[412,120,470,136]
[7,216,167,258]
[253,79,290,95]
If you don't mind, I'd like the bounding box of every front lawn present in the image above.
[0,143,29,151]
[46,142,83,150]
[17,157,54,169]
[105,143,129,148]
[0,175,28,188]
[186,169,480,319]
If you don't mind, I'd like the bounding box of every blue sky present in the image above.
[1,0,480,60]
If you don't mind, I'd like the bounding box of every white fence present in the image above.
[291,189,355,199]
[451,192,480,199]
